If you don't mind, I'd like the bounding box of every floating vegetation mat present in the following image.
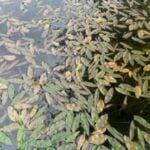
[0,0,150,149]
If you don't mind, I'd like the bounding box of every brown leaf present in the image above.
[88,132,107,145]
[134,85,142,98]
[104,75,117,83]
[39,72,48,86]
[144,64,150,71]
[29,107,38,118]
[96,100,105,113]
[14,102,32,110]
[77,134,86,150]
[0,83,7,90]
[65,71,72,82]
[65,103,81,112]
[7,106,19,122]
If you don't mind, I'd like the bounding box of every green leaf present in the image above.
[51,131,69,144]
[107,125,124,143]
[143,131,150,144]
[81,113,90,135]
[31,139,52,148]
[17,125,26,150]
[137,128,145,149]
[12,91,26,104]
[72,114,80,132]
[108,136,125,150]
[134,116,150,129]
[129,121,135,140]
[66,111,74,130]
[104,88,114,104]
[0,132,12,145]
[8,84,15,100]
[142,80,148,94]
[66,131,80,143]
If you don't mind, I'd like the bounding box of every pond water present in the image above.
[0,0,67,149]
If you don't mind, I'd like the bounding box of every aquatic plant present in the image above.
[0,0,150,149]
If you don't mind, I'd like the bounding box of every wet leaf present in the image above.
[96,100,105,113]
[31,139,52,148]
[134,85,142,98]
[108,136,125,150]
[143,132,150,144]
[0,123,19,132]
[144,64,150,71]
[124,135,137,150]
[0,82,7,90]
[143,80,148,94]
[0,131,12,145]
[134,115,150,129]
[104,88,114,104]
[3,55,16,61]
[66,131,79,143]
[7,106,19,122]
[8,84,15,100]
[39,72,48,86]
[88,132,107,145]
[137,128,145,149]
[104,75,117,83]
[77,134,86,150]
[65,103,81,112]
[65,71,72,82]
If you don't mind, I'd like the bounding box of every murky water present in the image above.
[0,0,66,149]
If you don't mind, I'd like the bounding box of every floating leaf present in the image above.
[134,85,142,98]
[7,106,19,122]
[66,131,79,143]
[0,123,19,133]
[3,55,16,61]
[144,64,150,71]
[8,84,15,100]
[96,100,105,113]
[39,72,48,86]
[31,139,52,148]
[108,136,125,150]
[65,71,72,82]
[104,88,114,104]
[0,82,7,90]
[104,75,117,83]
[77,134,86,150]
[143,132,150,144]
[134,116,150,129]
[0,132,12,145]
[88,132,107,145]
[142,80,148,94]
[124,135,137,150]
[137,128,145,149]
[65,103,81,112]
